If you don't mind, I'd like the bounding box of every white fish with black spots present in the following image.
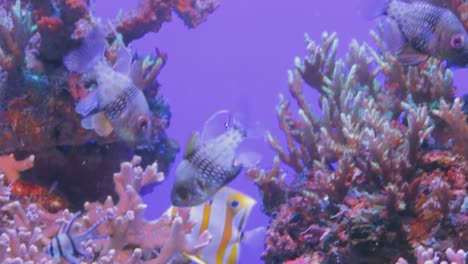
[63,26,152,146]
[171,110,258,207]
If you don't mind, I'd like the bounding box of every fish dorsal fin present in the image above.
[200,109,232,143]
[185,131,200,158]
[405,0,449,7]
[113,44,133,74]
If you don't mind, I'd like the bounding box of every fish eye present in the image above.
[230,200,240,209]
[137,116,149,131]
[450,34,464,49]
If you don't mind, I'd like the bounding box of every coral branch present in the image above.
[251,27,468,263]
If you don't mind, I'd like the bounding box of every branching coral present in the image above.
[250,28,468,264]
[0,0,218,208]
[0,156,211,263]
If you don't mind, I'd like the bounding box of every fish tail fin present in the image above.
[359,0,391,19]
[63,26,107,73]
[241,226,266,248]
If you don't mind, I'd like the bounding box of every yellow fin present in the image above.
[182,252,207,264]
[184,131,200,158]
[81,112,113,137]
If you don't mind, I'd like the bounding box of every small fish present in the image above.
[63,26,152,145]
[171,110,248,207]
[363,0,468,66]
[45,211,110,264]
[166,186,264,264]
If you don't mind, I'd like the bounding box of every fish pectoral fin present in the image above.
[81,112,113,136]
[182,252,208,264]
[396,44,429,65]
[75,89,99,116]
[185,131,200,158]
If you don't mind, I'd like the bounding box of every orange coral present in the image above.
[11,181,68,213]
[37,16,63,32]
[0,154,34,182]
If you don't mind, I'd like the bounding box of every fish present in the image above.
[63,26,152,146]
[171,110,251,207]
[165,186,265,264]
[44,211,110,264]
[362,0,468,66]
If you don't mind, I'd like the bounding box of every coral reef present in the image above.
[0,155,212,263]
[248,17,468,264]
[0,0,218,208]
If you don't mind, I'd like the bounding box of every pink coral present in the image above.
[0,154,34,182]
[0,156,212,263]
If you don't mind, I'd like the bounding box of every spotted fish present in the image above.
[363,0,468,66]
[171,110,251,207]
[63,26,152,145]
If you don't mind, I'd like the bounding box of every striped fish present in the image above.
[45,211,109,264]
[165,186,262,264]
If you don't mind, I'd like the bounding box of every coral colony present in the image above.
[0,0,218,262]
[0,0,467,264]
[247,1,468,263]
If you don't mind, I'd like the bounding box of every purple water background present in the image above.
[95,1,468,262]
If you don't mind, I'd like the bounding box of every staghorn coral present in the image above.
[249,28,468,263]
[0,0,218,208]
[0,156,211,263]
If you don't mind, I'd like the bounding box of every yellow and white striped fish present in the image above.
[165,186,262,264]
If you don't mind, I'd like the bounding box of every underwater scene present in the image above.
[0,0,467,263]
